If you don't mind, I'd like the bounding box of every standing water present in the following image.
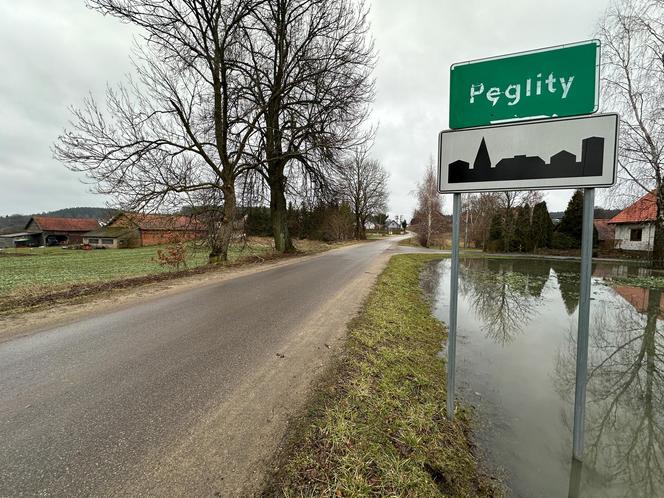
[424,257,664,498]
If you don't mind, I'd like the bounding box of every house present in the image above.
[384,219,400,234]
[593,219,615,248]
[82,226,140,249]
[550,212,563,225]
[23,216,100,247]
[608,192,656,251]
[83,212,206,248]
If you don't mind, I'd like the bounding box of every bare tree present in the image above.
[497,191,542,252]
[412,159,445,247]
[53,0,262,263]
[464,192,501,249]
[242,0,375,252]
[338,148,388,239]
[599,0,664,267]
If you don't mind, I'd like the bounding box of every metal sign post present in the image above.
[447,193,461,419]
[572,187,595,459]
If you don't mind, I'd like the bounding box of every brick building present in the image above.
[83,212,206,248]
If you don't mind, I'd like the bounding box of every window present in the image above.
[88,238,99,244]
[630,228,643,242]
[101,238,114,245]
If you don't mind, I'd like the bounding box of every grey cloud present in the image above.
[0,0,610,217]
[0,0,135,215]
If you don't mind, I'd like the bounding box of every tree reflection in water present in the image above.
[459,259,549,345]
[556,285,664,497]
[551,263,581,316]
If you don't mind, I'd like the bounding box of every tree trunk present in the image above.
[208,186,236,264]
[269,165,295,253]
[641,288,659,434]
[653,188,664,269]
[354,210,363,239]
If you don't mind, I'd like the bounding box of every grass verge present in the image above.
[0,237,357,316]
[265,254,502,497]
[397,236,418,247]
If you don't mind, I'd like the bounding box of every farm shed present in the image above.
[105,212,206,247]
[608,192,656,252]
[0,232,34,248]
[24,216,101,247]
[82,227,140,249]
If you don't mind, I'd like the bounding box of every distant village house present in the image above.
[384,219,400,234]
[608,192,656,252]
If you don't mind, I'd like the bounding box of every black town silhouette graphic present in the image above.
[448,136,604,184]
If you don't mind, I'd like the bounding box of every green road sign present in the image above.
[449,40,599,129]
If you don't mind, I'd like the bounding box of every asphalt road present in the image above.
[0,237,409,497]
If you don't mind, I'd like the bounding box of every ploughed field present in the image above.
[0,240,273,306]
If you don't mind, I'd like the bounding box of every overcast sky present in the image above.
[0,0,611,218]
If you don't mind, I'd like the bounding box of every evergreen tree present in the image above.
[486,213,504,251]
[557,190,584,247]
[245,207,272,236]
[531,201,554,250]
[489,213,503,241]
[503,208,516,252]
[514,204,532,252]
[554,190,599,249]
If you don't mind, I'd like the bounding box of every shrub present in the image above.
[551,232,578,250]
[485,239,503,252]
[153,242,188,271]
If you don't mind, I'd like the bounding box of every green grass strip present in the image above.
[269,254,502,498]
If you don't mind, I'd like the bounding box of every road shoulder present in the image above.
[263,253,503,497]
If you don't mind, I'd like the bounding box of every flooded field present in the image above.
[425,257,664,498]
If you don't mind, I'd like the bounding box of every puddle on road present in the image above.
[423,257,664,498]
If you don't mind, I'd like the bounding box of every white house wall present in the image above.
[614,223,654,251]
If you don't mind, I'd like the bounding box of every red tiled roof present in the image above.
[29,216,100,232]
[608,192,657,224]
[593,219,615,241]
[109,213,205,231]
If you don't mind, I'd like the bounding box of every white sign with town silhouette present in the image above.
[438,113,618,193]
